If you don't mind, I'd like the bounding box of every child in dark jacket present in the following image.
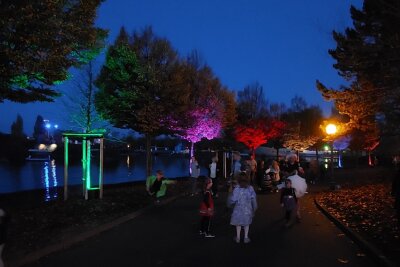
[280,179,298,227]
[199,178,215,238]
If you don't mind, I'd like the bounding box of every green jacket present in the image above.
[146,175,175,198]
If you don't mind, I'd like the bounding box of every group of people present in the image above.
[145,152,307,243]
[196,152,306,240]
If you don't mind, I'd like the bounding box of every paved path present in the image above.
[26,186,376,267]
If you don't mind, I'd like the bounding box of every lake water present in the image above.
[0,154,199,196]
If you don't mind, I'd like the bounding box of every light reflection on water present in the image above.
[42,160,58,201]
[0,154,193,198]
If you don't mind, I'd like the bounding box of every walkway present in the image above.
[25,185,375,267]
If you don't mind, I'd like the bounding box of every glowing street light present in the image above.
[325,123,337,188]
[326,124,337,135]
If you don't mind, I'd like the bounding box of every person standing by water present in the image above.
[190,156,200,196]
[229,172,257,243]
[146,170,176,203]
[209,156,219,198]
[199,178,215,238]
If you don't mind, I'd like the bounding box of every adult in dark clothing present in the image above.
[282,154,304,178]
[256,159,265,189]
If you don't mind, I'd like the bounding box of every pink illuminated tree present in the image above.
[177,96,223,156]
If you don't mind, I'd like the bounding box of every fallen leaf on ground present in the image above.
[337,258,349,264]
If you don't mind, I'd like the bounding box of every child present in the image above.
[229,172,257,243]
[146,170,176,203]
[199,178,215,238]
[280,179,298,227]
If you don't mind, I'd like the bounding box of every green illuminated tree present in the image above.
[96,27,189,177]
[0,0,107,103]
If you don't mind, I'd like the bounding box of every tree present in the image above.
[0,0,107,103]
[96,27,188,177]
[33,115,45,140]
[11,114,25,138]
[269,102,287,119]
[63,60,105,133]
[234,118,285,156]
[289,95,307,113]
[316,0,400,134]
[281,101,324,154]
[168,53,235,156]
[236,82,268,122]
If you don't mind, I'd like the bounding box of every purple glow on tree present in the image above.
[183,107,222,157]
[170,97,223,157]
[333,136,351,168]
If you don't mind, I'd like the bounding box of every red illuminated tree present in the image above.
[234,118,285,156]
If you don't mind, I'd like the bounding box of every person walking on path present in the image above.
[190,156,200,196]
[146,170,176,203]
[280,179,298,228]
[229,172,257,244]
[199,178,215,238]
[209,156,219,198]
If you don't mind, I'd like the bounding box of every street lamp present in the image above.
[325,123,337,188]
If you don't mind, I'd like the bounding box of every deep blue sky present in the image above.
[0,0,362,135]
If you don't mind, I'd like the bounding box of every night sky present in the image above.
[0,0,362,135]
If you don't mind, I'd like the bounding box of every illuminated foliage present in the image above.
[0,0,107,103]
[317,0,400,134]
[96,27,187,177]
[282,100,324,152]
[235,118,285,155]
[95,29,143,132]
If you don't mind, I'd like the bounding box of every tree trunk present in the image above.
[276,148,279,161]
[190,142,194,157]
[315,148,319,162]
[145,134,152,178]
[368,151,372,166]
[189,142,195,175]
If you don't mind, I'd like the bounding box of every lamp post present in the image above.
[325,123,337,188]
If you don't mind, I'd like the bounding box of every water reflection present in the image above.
[42,160,58,201]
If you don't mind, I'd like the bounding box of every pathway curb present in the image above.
[314,197,396,267]
[9,194,183,267]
